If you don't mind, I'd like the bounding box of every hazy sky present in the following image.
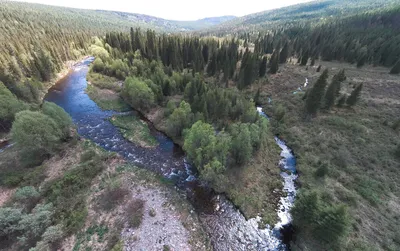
[10,0,314,20]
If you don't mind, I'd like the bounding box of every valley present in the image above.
[0,0,400,250]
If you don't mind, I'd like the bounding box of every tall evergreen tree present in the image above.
[269,50,279,74]
[305,69,329,115]
[238,50,258,89]
[207,52,217,76]
[324,77,340,110]
[202,44,209,63]
[259,56,267,77]
[337,95,347,107]
[346,84,363,107]
[334,69,346,97]
[279,42,289,64]
[301,50,309,66]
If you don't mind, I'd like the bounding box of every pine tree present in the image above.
[346,84,363,107]
[279,42,289,64]
[324,77,340,110]
[390,60,400,74]
[269,50,279,74]
[207,52,217,76]
[337,95,347,107]
[334,69,346,97]
[202,44,209,63]
[259,56,267,77]
[305,69,329,115]
[238,51,258,89]
[301,50,309,66]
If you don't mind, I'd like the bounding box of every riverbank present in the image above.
[87,71,283,226]
[0,139,210,250]
[40,55,93,101]
[110,115,158,148]
[255,61,400,250]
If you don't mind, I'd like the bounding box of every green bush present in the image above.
[43,150,106,234]
[167,101,194,137]
[0,81,27,129]
[92,58,105,72]
[41,224,64,244]
[21,165,47,187]
[122,77,155,112]
[1,171,24,187]
[13,186,41,211]
[62,206,88,234]
[0,207,23,238]
[41,102,73,139]
[11,110,63,165]
[17,203,53,246]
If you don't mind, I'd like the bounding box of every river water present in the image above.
[43,57,298,251]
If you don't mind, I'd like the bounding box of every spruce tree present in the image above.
[259,56,267,77]
[337,95,347,107]
[279,42,289,64]
[207,52,217,76]
[390,60,400,74]
[334,69,346,97]
[324,77,340,110]
[269,50,279,74]
[346,84,363,107]
[301,50,309,66]
[305,69,329,115]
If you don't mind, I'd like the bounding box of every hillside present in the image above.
[0,0,234,109]
[203,0,400,34]
[94,10,235,31]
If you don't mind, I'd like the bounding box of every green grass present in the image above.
[258,62,400,250]
[87,72,122,91]
[86,84,130,112]
[215,133,282,225]
[110,115,158,148]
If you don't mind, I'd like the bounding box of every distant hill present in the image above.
[0,1,235,33]
[171,16,237,30]
[203,0,400,34]
[95,10,236,31]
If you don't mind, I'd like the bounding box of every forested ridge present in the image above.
[0,1,400,251]
[203,0,400,34]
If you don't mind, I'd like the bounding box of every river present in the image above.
[43,57,298,251]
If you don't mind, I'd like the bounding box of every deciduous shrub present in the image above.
[0,207,23,238]
[0,81,26,130]
[11,111,63,166]
[122,77,155,112]
[41,102,73,139]
[13,186,41,211]
[167,101,194,137]
[126,199,145,229]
